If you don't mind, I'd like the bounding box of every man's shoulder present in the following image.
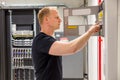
[34,32,47,40]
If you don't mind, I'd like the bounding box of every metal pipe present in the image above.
[0,4,68,9]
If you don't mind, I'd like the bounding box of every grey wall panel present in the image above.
[63,52,83,78]
[62,36,84,78]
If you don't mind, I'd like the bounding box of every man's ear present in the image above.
[44,16,50,25]
[44,16,49,22]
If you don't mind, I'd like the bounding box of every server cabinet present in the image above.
[0,7,40,80]
[0,9,8,80]
[7,9,37,80]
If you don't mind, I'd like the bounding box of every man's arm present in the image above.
[49,24,100,56]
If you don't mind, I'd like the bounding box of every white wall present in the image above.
[87,0,98,80]
[105,0,118,80]
[118,0,120,79]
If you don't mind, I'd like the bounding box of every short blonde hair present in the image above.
[38,7,58,25]
[37,7,51,24]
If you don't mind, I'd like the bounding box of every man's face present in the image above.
[47,10,61,30]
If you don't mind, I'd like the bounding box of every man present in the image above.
[32,7,100,80]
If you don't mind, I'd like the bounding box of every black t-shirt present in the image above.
[32,32,62,80]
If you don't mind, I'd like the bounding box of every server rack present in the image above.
[0,6,40,80]
[8,9,38,80]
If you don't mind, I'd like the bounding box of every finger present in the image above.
[95,21,100,25]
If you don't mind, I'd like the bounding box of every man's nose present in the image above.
[59,18,62,22]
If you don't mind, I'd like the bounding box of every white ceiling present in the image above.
[1,0,86,8]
